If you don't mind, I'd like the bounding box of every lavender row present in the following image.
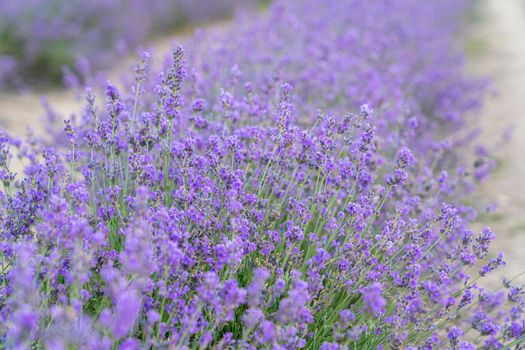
[0,0,259,88]
[0,0,523,349]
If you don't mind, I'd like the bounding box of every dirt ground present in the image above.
[468,0,525,283]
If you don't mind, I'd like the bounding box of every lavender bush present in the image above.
[0,0,258,88]
[1,0,524,349]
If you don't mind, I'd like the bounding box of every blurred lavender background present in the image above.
[0,0,262,88]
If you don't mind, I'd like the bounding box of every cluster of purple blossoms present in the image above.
[0,0,524,349]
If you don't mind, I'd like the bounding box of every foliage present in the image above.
[0,0,523,349]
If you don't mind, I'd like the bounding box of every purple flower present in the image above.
[277,273,312,324]
[458,341,476,350]
[479,252,505,276]
[112,289,142,338]
[258,320,275,343]
[247,268,270,307]
[118,338,141,350]
[474,227,496,258]
[192,98,208,112]
[320,342,341,350]
[471,311,499,336]
[362,283,386,315]
[397,147,415,168]
[6,304,40,345]
[242,307,265,329]
[387,168,408,186]
[448,326,463,347]
[339,309,355,323]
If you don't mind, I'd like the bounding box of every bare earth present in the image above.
[469,0,525,283]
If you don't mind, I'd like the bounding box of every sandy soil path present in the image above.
[468,0,525,283]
